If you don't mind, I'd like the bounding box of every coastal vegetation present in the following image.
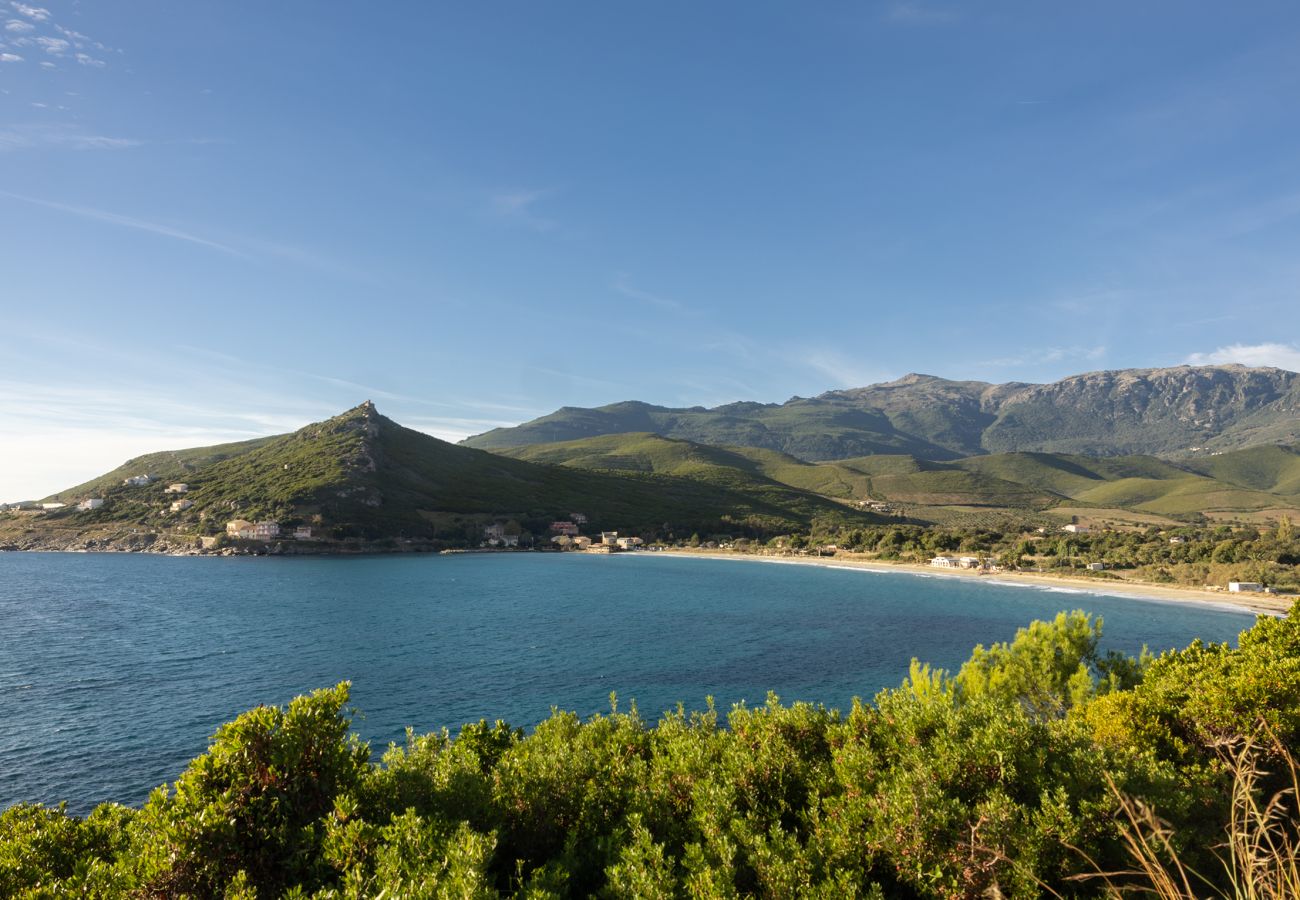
[761,518,1300,594]
[3,605,1298,898]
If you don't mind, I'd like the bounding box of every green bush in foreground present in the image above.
[4,605,1298,899]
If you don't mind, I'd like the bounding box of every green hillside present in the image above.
[13,406,882,547]
[1180,444,1300,495]
[495,433,1300,525]
[500,434,1056,513]
[497,433,884,526]
[48,436,278,500]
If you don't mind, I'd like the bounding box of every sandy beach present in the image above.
[657,549,1295,618]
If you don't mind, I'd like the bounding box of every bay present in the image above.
[0,551,1256,813]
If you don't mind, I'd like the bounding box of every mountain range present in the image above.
[464,365,1300,461]
[5,364,1300,552]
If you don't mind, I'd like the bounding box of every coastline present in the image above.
[655,549,1293,618]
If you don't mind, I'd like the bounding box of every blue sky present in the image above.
[3,1,1300,499]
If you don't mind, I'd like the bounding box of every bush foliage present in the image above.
[5,605,1299,898]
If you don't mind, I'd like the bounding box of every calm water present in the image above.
[0,552,1256,813]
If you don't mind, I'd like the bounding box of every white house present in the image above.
[78,498,105,511]
[294,526,314,540]
[170,499,193,512]
[123,475,153,487]
[41,502,66,510]
[930,556,960,568]
[1228,581,1263,593]
[483,523,505,541]
[1087,562,1107,571]
[571,513,588,525]
[226,518,254,537]
[1062,524,1090,534]
[165,483,190,494]
[616,536,643,550]
[601,531,619,545]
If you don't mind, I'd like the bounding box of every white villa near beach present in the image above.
[930,556,981,569]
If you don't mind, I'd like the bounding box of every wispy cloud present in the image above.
[403,415,524,444]
[797,347,892,389]
[981,345,1108,369]
[33,34,66,54]
[886,2,960,26]
[0,2,113,71]
[10,3,50,22]
[0,123,142,151]
[1185,343,1300,373]
[488,187,558,233]
[0,191,246,256]
[612,276,687,313]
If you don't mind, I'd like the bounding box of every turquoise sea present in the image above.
[0,551,1257,813]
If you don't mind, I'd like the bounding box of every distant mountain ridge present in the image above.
[464,365,1300,461]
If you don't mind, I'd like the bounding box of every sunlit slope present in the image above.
[50,436,279,501]
[34,410,883,540]
[500,434,1300,519]
[500,434,1055,510]
[1179,445,1300,496]
[496,433,887,525]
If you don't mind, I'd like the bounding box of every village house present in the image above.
[551,535,573,549]
[165,483,190,494]
[601,531,619,545]
[252,521,280,540]
[226,519,255,538]
[570,513,588,525]
[170,499,193,512]
[293,526,314,540]
[41,502,66,510]
[78,498,104,511]
[1228,581,1263,593]
[1087,562,1107,571]
[123,475,153,487]
[1062,524,1090,534]
[550,521,579,536]
[572,535,592,549]
[483,523,505,541]
[615,536,643,550]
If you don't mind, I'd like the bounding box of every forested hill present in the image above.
[10,403,880,548]
[463,364,1300,461]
